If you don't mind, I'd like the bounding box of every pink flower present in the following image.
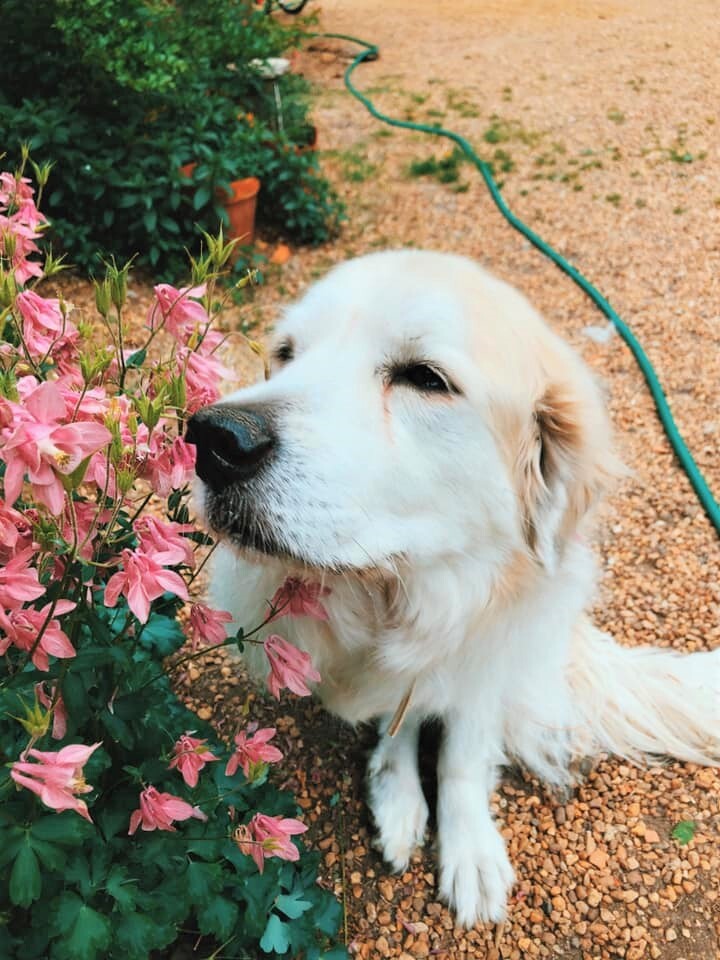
[168,733,218,787]
[61,500,110,561]
[235,812,307,872]
[0,172,35,206]
[184,603,233,650]
[11,742,101,821]
[103,548,189,623]
[15,290,78,359]
[264,634,321,700]
[0,599,77,671]
[134,515,195,568]
[0,186,46,284]
[226,726,283,778]
[143,435,196,498]
[270,577,330,622]
[1,380,111,515]
[178,348,234,414]
[0,501,35,562]
[35,681,68,740]
[0,547,45,609]
[150,283,208,342]
[128,785,207,835]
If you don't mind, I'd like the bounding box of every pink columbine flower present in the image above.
[270,577,330,622]
[1,380,111,515]
[150,283,208,342]
[0,599,77,671]
[178,347,234,414]
[143,435,196,498]
[0,172,35,206]
[0,500,35,562]
[225,726,283,778]
[11,742,101,821]
[168,733,218,788]
[15,290,78,359]
[235,812,308,873]
[35,681,68,740]
[184,603,233,650]
[0,547,45,609]
[128,785,207,835]
[264,634,321,700]
[134,515,195,568]
[103,548,189,623]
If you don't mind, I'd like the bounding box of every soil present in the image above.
[49,0,720,956]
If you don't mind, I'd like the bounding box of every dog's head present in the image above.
[188,250,617,577]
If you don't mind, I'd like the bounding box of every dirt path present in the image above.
[56,1,720,957]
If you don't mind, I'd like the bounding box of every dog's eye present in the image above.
[392,363,452,394]
[273,340,294,364]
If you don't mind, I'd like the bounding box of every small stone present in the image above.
[665,928,677,942]
[375,936,390,957]
[379,879,394,901]
[589,848,608,870]
[196,706,213,721]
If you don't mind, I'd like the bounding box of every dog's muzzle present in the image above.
[185,404,275,493]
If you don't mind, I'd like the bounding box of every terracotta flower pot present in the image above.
[179,161,197,180]
[218,176,261,247]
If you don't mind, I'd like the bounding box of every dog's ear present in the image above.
[517,380,619,570]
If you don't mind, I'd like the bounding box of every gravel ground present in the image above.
[51,1,720,956]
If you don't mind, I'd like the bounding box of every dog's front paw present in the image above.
[439,822,514,927]
[367,755,429,871]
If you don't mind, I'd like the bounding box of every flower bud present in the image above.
[11,695,51,739]
[94,278,112,318]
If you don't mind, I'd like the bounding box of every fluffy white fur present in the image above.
[195,250,720,927]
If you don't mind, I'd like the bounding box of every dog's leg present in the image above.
[437,708,514,927]
[367,713,428,871]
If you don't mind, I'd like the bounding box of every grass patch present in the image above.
[408,147,465,183]
[483,113,542,147]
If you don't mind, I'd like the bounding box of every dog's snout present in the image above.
[186,405,275,492]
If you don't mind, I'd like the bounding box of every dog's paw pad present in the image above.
[368,764,428,871]
[439,827,514,927]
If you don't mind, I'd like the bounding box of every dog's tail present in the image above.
[568,619,720,766]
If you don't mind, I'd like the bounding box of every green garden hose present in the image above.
[318,31,720,536]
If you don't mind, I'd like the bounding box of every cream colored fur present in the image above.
[196,250,720,927]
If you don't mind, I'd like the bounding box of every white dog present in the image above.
[188,250,720,927]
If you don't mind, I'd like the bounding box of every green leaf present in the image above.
[31,813,92,844]
[115,911,174,956]
[260,914,291,954]
[0,828,24,868]
[51,893,112,960]
[125,347,147,368]
[67,905,112,960]
[28,835,67,871]
[185,859,223,905]
[142,209,157,232]
[196,896,239,941]
[105,864,138,914]
[672,820,696,845]
[276,890,313,920]
[193,185,211,210]
[10,842,41,907]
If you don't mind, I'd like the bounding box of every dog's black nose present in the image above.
[185,405,275,492]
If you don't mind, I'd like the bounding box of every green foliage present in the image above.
[408,147,466,184]
[0,590,344,958]
[0,0,343,275]
[671,820,696,845]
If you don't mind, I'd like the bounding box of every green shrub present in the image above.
[0,0,343,275]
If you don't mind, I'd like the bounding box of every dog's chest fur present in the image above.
[211,540,595,749]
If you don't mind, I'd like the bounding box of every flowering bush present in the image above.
[0,0,343,275]
[0,158,344,959]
